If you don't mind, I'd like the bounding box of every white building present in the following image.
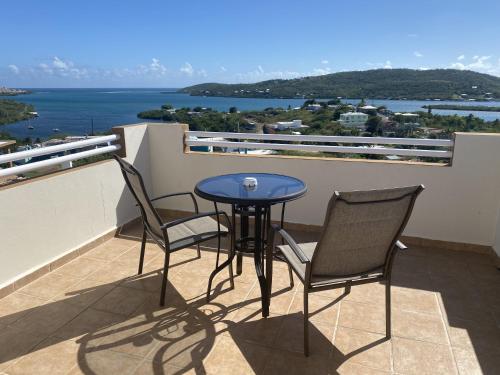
[305,103,322,111]
[270,119,309,131]
[338,112,369,128]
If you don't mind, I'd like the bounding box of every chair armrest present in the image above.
[161,210,230,231]
[395,241,407,251]
[271,224,310,264]
[150,192,199,213]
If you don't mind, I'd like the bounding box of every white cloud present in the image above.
[52,56,69,70]
[220,66,227,72]
[407,33,418,38]
[8,64,19,74]
[449,55,500,76]
[414,51,423,58]
[321,60,329,65]
[180,62,194,76]
[198,68,207,77]
[383,60,393,69]
[149,58,167,75]
[311,67,331,75]
[257,65,264,74]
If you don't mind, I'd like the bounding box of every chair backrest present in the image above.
[311,185,424,279]
[114,155,164,238]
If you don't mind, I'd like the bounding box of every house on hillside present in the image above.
[338,112,368,128]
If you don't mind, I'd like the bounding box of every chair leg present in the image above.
[304,290,309,357]
[160,252,170,306]
[236,252,243,275]
[196,244,201,259]
[287,263,294,288]
[138,228,147,275]
[345,281,351,295]
[386,279,391,339]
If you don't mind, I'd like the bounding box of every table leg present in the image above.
[265,207,273,304]
[254,205,269,317]
[237,206,248,275]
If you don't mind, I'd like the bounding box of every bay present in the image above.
[2,88,500,140]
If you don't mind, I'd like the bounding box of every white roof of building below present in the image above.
[360,105,377,110]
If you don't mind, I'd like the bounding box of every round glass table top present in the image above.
[195,173,307,205]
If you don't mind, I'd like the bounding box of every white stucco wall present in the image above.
[0,124,150,287]
[147,124,500,250]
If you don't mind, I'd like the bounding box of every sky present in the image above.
[1,0,500,88]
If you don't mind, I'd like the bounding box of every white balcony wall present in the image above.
[0,124,150,287]
[147,124,500,255]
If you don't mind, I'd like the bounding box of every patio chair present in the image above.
[114,155,232,306]
[270,185,424,356]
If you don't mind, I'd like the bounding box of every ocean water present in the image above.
[2,88,500,139]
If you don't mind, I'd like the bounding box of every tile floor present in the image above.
[0,227,499,374]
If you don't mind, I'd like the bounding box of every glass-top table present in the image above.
[195,173,307,317]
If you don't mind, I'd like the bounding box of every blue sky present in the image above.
[1,0,499,87]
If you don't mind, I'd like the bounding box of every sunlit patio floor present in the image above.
[0,224,499,374]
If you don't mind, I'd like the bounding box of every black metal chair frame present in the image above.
[114,155,233,306]
[268,186,424,356]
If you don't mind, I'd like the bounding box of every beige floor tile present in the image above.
[446,316,500,351]
[392,286,440,315]
[91,286,156,317]
[88,314,161,357]
[18,272,82,300]
[273,315,334,356]
[229,308,285,346]
[261,348,332,375]
[333,327,391,372]
[146,327,216,369]
[9,301,84,338]
[6,336,79,375]
[115,246,162,269]
[338,300,386,334]
[83,240,135,261]
[0,292,46,325]
[67,349,143,374]
[203,335,270,375]
[392,308,448,344]
[51,277,116,307]
[0,326,46,371]
[54,257,105,279]
[290,293,340,324]
[452,345,500,375]
[333,361,391,374]
[245,286,295,315]
[392,337,457,375]
[132,360,196,375]
[439,293,496,325]
[86,261,138,284]
[344,282,386,306]
[54,308,126,341]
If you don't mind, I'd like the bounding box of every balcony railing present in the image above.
[0,134,121,178]
[185,131,454,159]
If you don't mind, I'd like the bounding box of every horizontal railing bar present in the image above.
[187,131,453,147]
[0,134,119,165]
[186,140,452,158]
[0,144,120,178]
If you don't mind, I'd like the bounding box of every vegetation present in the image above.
[137,101,500,138]
[180,69,500,100]
[0,100,36,125]
[423,104,500,112]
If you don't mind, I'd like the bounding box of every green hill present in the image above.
[179,69,500,100]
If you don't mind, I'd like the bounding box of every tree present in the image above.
[365,116,383,136]
[229,106,238,113]
[161,104,173,110]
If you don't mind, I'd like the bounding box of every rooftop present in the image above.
[0,221,498,375]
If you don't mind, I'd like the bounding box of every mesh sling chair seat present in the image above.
[114,155,232,306]
[269,185,424,356]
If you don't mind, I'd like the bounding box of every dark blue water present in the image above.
[2,88,500,140]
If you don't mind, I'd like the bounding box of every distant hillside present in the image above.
[180,69,500,100]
